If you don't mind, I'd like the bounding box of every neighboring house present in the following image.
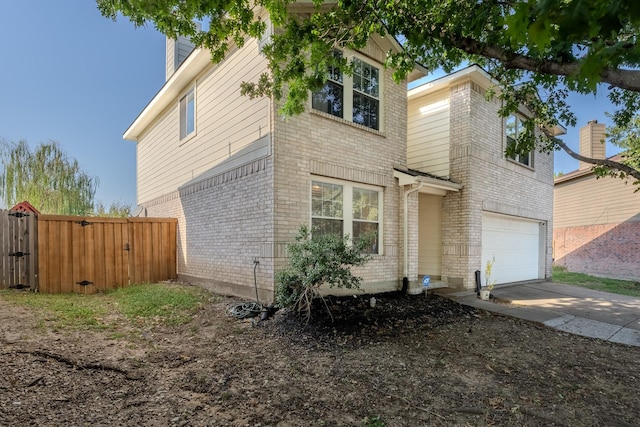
[407,65,563,289]
[123,15,560,300]
[554,121,640,281]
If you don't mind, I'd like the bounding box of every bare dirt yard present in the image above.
[1,285,639,427]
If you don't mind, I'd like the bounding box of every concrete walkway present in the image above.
[437,281,640,347]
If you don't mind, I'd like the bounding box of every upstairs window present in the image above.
[311,179,382,254]
[180,87,195,140]
[506,113,532,167]
[352,58,379,130]
[312,52,381,131]
[311,51,344,119]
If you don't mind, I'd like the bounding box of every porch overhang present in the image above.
[393,169,463,195]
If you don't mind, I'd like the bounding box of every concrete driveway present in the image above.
[439,281,640,347]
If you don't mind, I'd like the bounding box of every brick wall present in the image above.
[554,222,640,282]
[144,157,277,302]
[272,54,408,294]
[141,46,410,300]
[442,80,554,289]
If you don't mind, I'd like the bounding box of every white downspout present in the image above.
[403,183,424,289]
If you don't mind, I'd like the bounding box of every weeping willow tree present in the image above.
[0,140,98,215]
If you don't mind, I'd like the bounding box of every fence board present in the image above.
[3,214,176,293]
[33,216,176,293]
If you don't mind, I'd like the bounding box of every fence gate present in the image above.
[37,215,177,294]
[0,209,38,290]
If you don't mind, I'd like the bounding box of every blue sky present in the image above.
[0,2,621,211]
[0,2,165,209]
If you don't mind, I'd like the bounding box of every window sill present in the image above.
[179,132,197,147]
[506,157,534,171]
[310,109,386,137]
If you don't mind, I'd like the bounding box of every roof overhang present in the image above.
[124,48,213,141]
[368,33,428,82]
[408,64,493,100]
[393,169,463,196]
[408,64,567,137]
[544,124,567,137]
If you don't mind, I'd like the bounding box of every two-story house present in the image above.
[124,17,429,301]
[124,18,561,300]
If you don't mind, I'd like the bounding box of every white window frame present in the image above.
[311,51,383,131]
[505,113,533,167]
[351,57,380,130]
[310,177,384,255]
[179,86,196,141]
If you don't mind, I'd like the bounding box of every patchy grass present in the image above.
[111,283,209,326]
[552,265,640,297]
[0,283,209,330]
[4,292,110,330]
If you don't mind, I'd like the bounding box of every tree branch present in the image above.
[555,139,640,180]
[450,36,640,92]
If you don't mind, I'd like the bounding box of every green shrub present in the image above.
[275,224,372,321]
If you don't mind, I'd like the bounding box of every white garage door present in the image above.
[482,213,544,285]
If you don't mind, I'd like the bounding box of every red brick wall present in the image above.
[553,222,640,281]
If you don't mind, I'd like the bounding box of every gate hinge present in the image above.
[9,284,30,289]
[76,280,93,286]
[75,220,92,227]
[9,251,30,258]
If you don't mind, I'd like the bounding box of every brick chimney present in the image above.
[579,120,606,170]
[165,23,200,81]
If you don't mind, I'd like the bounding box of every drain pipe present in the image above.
[401,182,424,293]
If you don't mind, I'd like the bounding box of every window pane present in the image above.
[353,59,379,98]
[506,114,532,166]
[312,50,343,118]
[353,93,379,130]
[180,89,195,140]
[328,49,343,83]
[312,81,344,118]
[506,115,517,140]
[312,218,343,237]
[353,221,378,254]
[179,97,187,139]
[186,92,195,135]
[311,181,343,218]
[352,188,378,221]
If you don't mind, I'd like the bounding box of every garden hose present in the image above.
[225,259,263,319]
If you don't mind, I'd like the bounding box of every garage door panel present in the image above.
[482,214,542,284]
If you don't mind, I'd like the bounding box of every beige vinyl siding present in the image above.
[554,173,640,228]
[418,193,443,277]
[407,89,450,177]
[137,38,271,204]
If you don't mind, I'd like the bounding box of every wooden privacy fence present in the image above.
[1,212,177,293]
[1,209,37,290]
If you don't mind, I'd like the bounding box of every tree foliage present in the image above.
[93,200,133,218]
[0,140,98,215]
[97,0,640,182]
[275,224,371,322]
